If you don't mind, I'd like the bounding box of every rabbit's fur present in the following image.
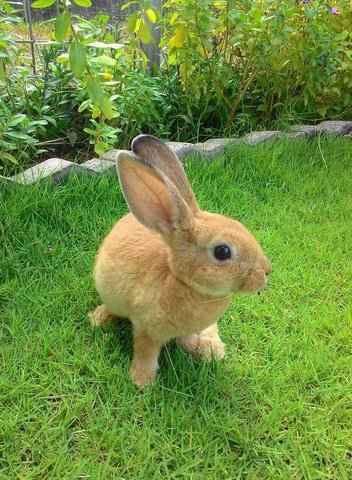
[90,135,271,387]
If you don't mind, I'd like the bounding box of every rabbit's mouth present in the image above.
[238,269,269,294]
[236,253,271,294]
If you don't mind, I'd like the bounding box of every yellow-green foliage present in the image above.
[160,0,352,128]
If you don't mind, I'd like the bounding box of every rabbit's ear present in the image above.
[131,135,199,214]
[116,151,194,235]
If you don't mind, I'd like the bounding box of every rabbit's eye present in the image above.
[213,245,232,261]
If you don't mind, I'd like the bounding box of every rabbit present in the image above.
[89,135,271,387]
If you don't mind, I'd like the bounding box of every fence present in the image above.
[10,0,161,75]
[25,0,133,21]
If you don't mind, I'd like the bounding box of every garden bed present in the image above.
[1,137,351,478]
[2,1,352,175]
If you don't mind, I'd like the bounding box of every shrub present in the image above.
[0,41,88,174]
[161,0,352,134]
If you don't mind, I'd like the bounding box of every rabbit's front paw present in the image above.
[130,361,158,388]
[88,305,117,327]
[177,334,199,355]
[198,335,226,361]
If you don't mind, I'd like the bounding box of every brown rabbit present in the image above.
[89,135,271,387]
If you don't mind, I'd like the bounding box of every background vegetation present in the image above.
[0,0,351,173]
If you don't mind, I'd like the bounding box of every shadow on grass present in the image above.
[90,315,228,398]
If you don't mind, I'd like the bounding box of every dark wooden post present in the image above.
[23,0,36,74]
[142,0,162,75]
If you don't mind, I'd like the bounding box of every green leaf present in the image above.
[0,141,16,150]
[69,40,87,77]
[138,19,153,44]
[28,120,48,126]
[87,41,124,50]
[78,99,92,112]
[8,114,26,126]
[127,12,139,34]
[0,64,5,82]
[31,0,56,8]
[317,107,328,118]
[55,11,71,41]
[57,53,69,63]
[73,0,92,7]
[91,105,101,119]
[100,95,114,119]
[139,48,148,68]
[86,76,103,104]
[134,18,141,33]
[169,24,187,49]
[7,132,33,140]
[121,1,139,11]
[97,14,109,24]
[146,8,156,24]
[91,55,117,67]
[84,78,114,119]
[67,132,78,144]
[84,127,97,135]
[76,21,94,30]
[1,152,18,164]
[95,140,109,156]
[170,12,178,26]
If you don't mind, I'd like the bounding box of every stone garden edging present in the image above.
[1,121,351,186]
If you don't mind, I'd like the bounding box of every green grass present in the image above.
[1,137,352,479]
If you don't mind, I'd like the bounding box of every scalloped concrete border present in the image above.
[1,121,351,186]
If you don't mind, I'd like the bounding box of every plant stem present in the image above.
[224,65,259,136]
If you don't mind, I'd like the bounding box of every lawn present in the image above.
[1,137,351,479]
